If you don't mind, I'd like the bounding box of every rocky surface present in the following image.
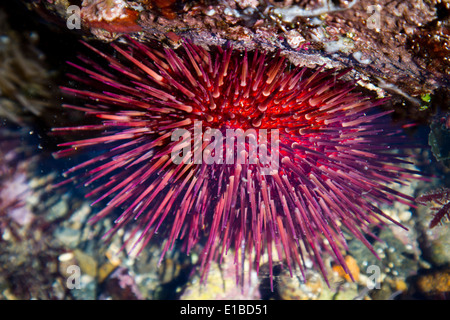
[25,0,450,121]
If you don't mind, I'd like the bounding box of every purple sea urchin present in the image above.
[416,188,450,228]
[53,38,423,288]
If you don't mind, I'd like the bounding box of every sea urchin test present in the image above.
[52,37,423,289]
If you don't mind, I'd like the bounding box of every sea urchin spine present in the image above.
[53,37,423,289]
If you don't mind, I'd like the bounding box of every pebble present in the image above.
[58,251,77,278]
[98,262,119,283]
[74,249,98,278]
[47,198,69,222]
[180,252,260,300]
[277,269,323,300]
[53,226,81,248]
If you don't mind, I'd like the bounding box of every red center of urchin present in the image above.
[52,37,423,289]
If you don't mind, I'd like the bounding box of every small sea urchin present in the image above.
[53,38,423,288]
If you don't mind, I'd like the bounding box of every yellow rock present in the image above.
[416,269,450,295]
[332,255,360,282]
[394,279,407,292]
[74,249,98,278]
[98,262,118,283]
